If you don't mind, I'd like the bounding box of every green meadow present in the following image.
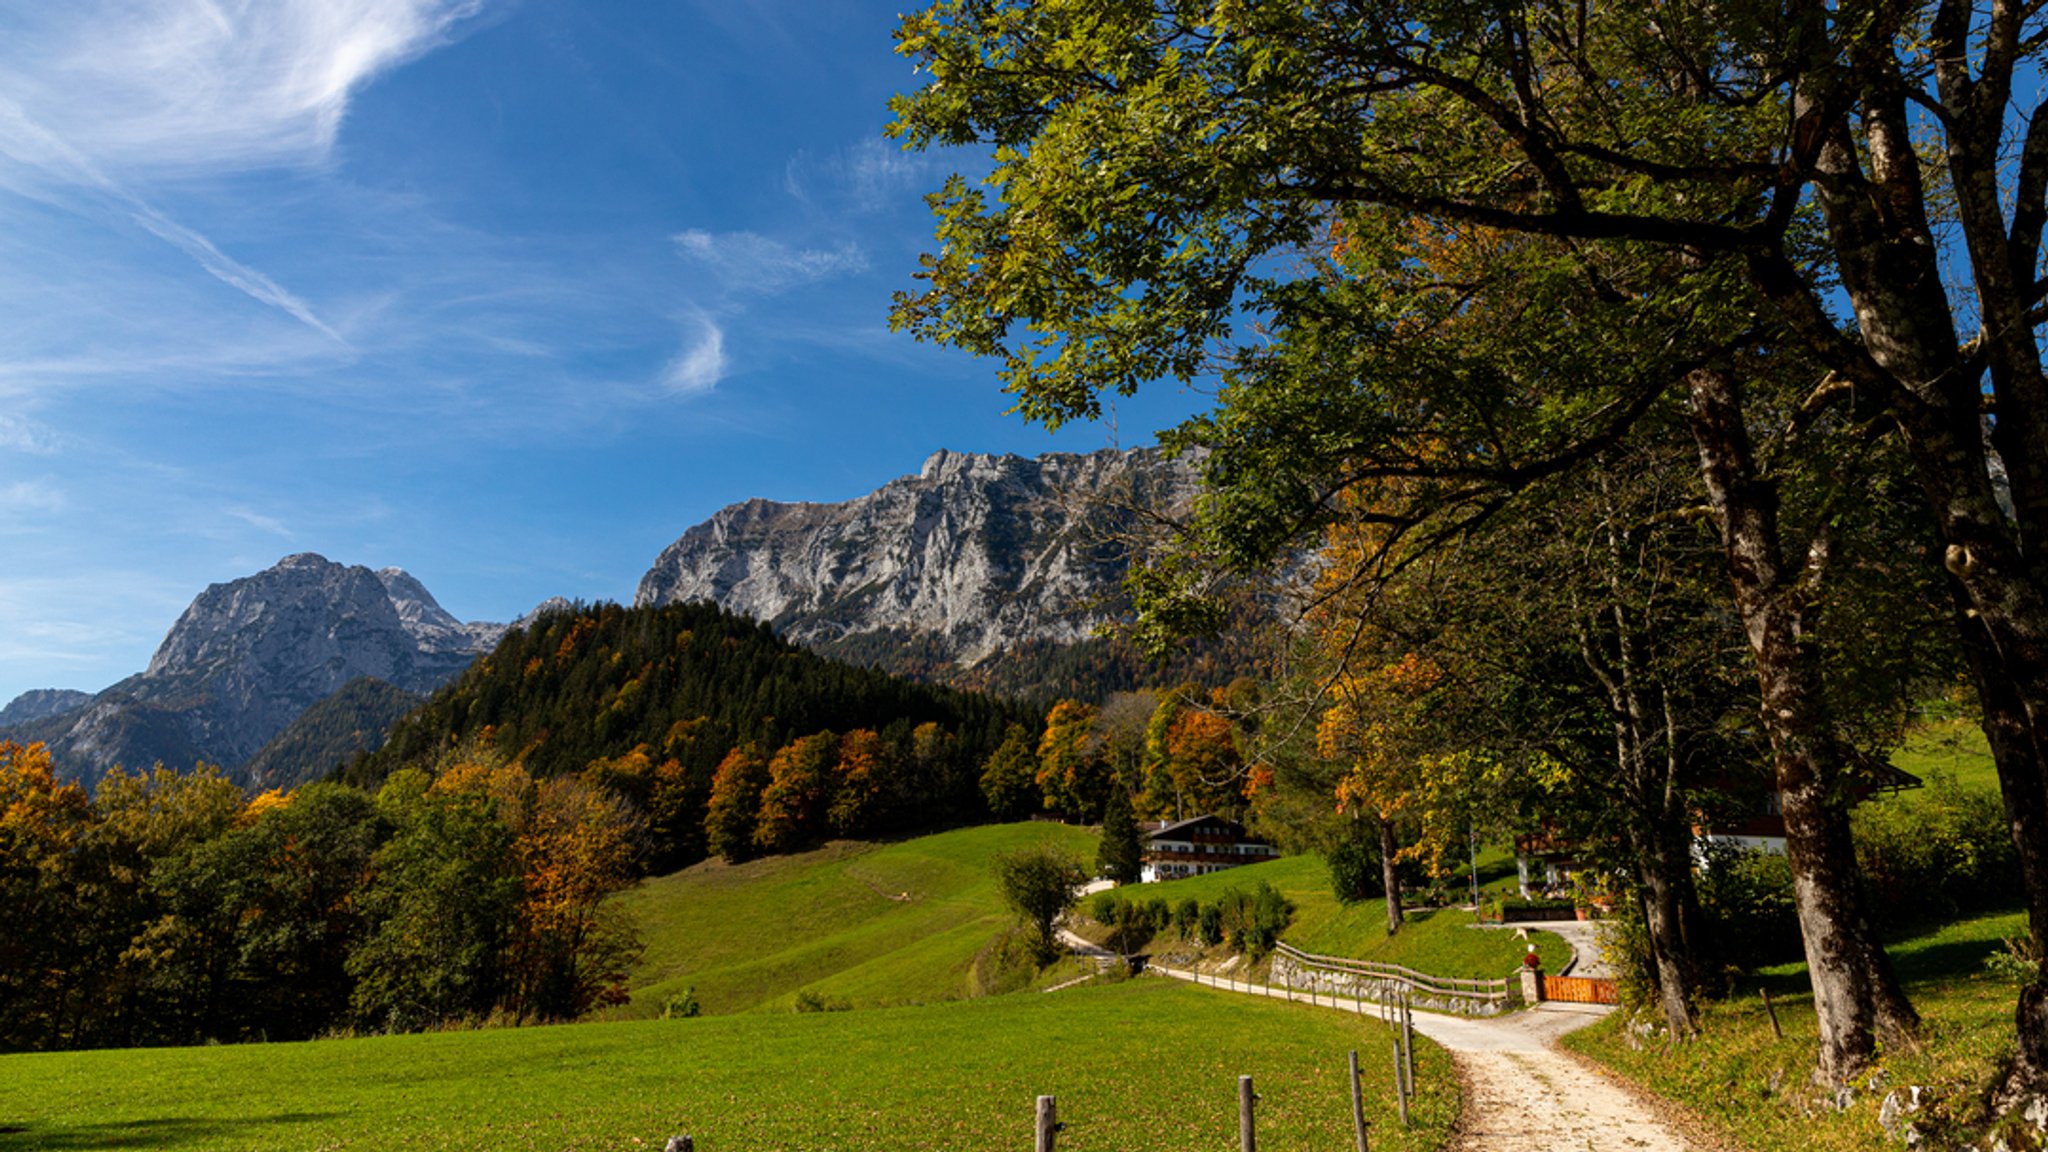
[0,979,1454,1152]
[1888,714,1998,792]
[617,822,1098,1016]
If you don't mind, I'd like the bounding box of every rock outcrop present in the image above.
[634,447,1198,667]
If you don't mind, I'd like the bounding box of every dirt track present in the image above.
[1418,1004,1696,1152]
[1140,963,1702,1151]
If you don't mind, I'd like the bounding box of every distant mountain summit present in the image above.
[634,447,1201,685]
[0,688,92,728]
[3,553,505,784]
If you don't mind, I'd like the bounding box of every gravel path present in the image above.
[1140,963,1702,1151]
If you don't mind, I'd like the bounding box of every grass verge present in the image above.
[1562,906,2031,1152]
[0,978,1454,1152]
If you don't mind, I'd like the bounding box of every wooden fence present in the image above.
[1270,942,1513,1013]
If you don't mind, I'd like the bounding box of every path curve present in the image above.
[1139,963,1702,1151]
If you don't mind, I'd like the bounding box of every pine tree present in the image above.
[1095,782,1143,886]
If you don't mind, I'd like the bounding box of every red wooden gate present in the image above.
[1541,974,1618,1005]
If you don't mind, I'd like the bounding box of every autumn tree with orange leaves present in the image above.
[504,775,644,1022]
[704,744,770,864]
[754,732,839,855]
[0,742,91,1045]
[1314,655,1443,937]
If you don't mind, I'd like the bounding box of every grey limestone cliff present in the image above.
[634,447,1198,666]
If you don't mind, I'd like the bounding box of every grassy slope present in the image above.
[617,822,1098,1016]
[1564,908,2026,1152]
[1562,721,2018,1152]
[1889,715,1998,792]
[1116,853,1572,978]
[0,980,1456,1152]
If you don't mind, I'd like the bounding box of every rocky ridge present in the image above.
[0,688,92,728]
[4,553,505,784]
[634,446,1199,667]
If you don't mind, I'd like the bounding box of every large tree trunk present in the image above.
[1379,815,1404,937]
[1687,365,1918,1083]
[1770,45,2048,1077]
[1622,750,1703,1037]
[1953,592,2048,1076]
[1576,484,1705,1037]
[1632,828,1700,1038]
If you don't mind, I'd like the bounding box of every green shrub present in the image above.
[970,927,1042,997]
[1984,936,2043,984]
[1696,843,1801,973]
[1173,898,1200,940]
[1594,900,1661,1011]
[1140,898,1170,932]
[660,988,701,1020]
[1197,902,1224,946]
[1853,776,2017,926]
[1327,835,1380,905]
[1217,881,1295,958]
[792,989,850,1013]
[1088,889,1124,926]
[1106,899,1154,955]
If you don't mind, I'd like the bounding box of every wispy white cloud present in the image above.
[0,2,488,343]
[0,414,62,455]
[0,93,343,341]
[130,203,345,342]
[662,314,727,396]
[673,228,867,293]
[0,479,66,516]
[784,136,936,213]
[0,1,487,178]
[226,506,294,539]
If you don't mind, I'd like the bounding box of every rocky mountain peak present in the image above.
[635,445,1197,667]
[0,688,93,728]
[14,554,508,785]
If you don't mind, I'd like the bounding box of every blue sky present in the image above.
[0,0,1207,705]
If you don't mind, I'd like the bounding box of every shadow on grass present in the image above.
[1892,935,2008,983]
[0,1112,346,1149]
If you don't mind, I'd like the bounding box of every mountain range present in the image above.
[637,446,1200,687]
[4,446,1200,786]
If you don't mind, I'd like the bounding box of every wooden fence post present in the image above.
[1035,1095,1059,1152]
[1239,1075,1258,1152]
[1760,987,1783,1040]
[1392,1039,1408,1127]
[1348,1050,1370,1152]
[1400,997,1414,1101]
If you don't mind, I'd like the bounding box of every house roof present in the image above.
[1848,749,1924,795]
[1142,813,1272,845]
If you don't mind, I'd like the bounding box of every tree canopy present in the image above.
[889,0,2044,1084]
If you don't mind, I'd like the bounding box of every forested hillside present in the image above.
[244,677,423,791]
[353,601,1030,869]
